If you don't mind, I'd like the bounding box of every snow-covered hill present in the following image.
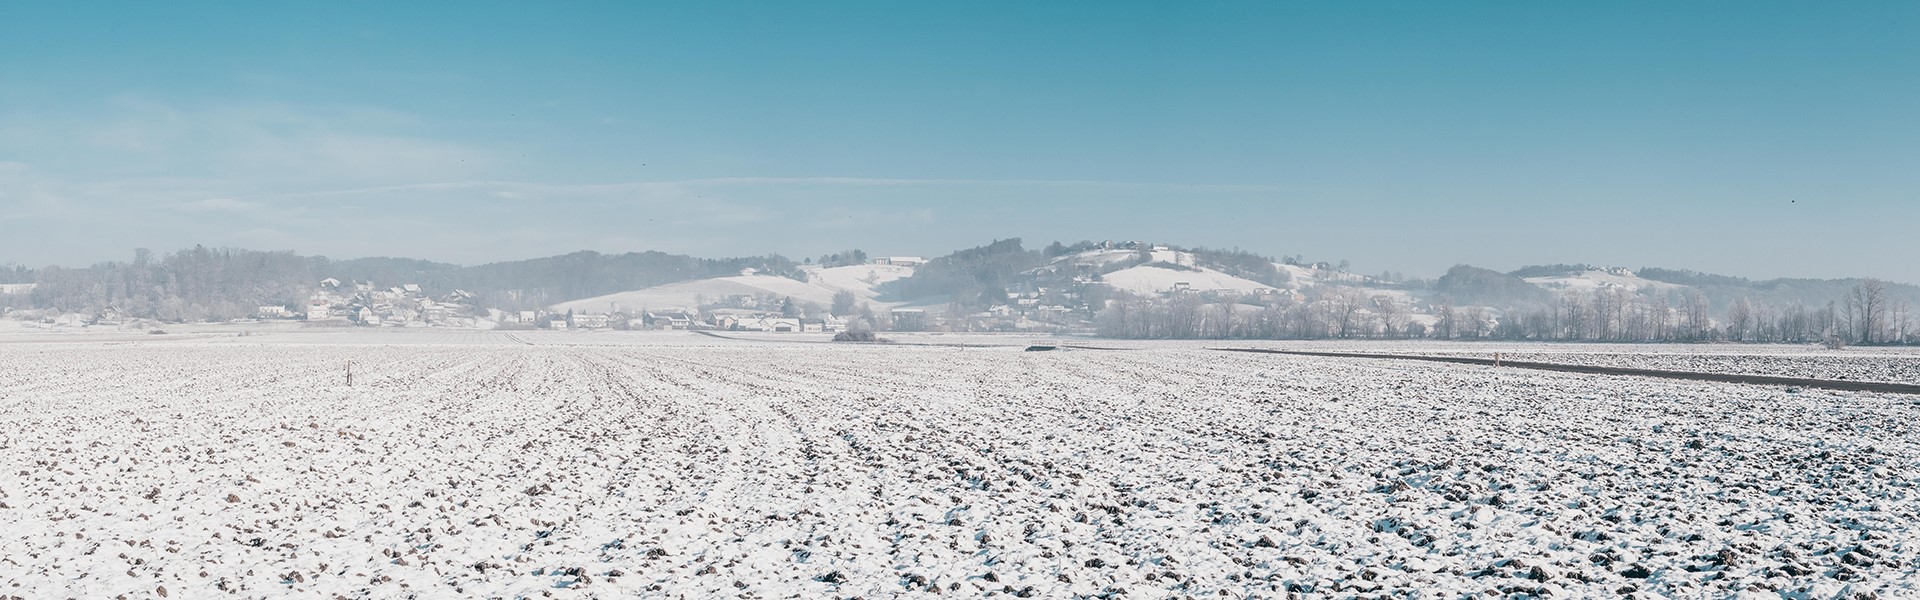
[803,264,914,301]
[1524,268,1683,293]
[1036,247,1389,297]
[552,264,914,312]
[1100,265,1278,295]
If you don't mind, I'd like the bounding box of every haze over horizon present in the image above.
[3,2,1915,282]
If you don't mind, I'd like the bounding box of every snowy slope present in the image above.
[1039,248,1268,295]
[1036,248,1404,297]
[554,275,841,312]
[553,265,914,312]
[1101,264,1277,295]
[1525,269,1684,292]
[803,264,914,301]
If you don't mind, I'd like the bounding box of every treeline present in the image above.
[30,247,317,322]
[1458,280,1909,344]
[320,250,803,309]
[889,239,1300,308]
[1097,280,1915,344]
[0,264,32,284]
[11,246,811,320]
[881,238,1043,307]
[1186,247,1294,288]
[411,251,802,310]
[813,249,868,268]
[1437,265,1554,307]
[1099,288,1432,340]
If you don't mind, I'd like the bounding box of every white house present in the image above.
[574,313,610,329]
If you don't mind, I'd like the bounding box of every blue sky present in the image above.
[2,2,1916,281]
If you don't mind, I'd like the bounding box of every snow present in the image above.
[1408,347,1920,384]
[1047,249,1141,269]
[1101,265,1276,296]
[801,263,914,301]
[553,265,914,313]
[1525,269,1683,292]
[2,334,1917,597]
[554,274,843,312]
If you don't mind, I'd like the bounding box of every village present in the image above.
[192,243,1347,335]
[263,252,1147,333]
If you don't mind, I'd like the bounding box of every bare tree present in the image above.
[1323,287,1365,338]
[1726,297,1753,342]
[1373,295,1407,338]
[1460,306,1490,338]
[1682,290,1711,341]
[1850,279,1886,344]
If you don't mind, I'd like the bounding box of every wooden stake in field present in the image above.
[346,361,354,387]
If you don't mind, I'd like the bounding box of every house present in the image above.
[645,311,695,330]
[890,308,928,331]
[422,303,449,323]
[726,315,802,332]
[519,310,537,323]
[800,318,826,333]
[257,305,292,318]
[870,257,927,267]
[319,278,341,290]
[739,268,759,276]
[574,313,610,329]
[306,299,333,320]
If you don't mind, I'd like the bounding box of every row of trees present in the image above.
[28,247,317,322]
[1096,291,1441,340]
[1095,280,1915,344]
[7,247,817,322]
[1497,280,1908,344]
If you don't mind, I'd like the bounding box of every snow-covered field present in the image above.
[1413,350,1920,385]
[1214,341,1920,385]
[3,333,1918,598]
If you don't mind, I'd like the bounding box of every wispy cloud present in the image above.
[0,96,1302,267]
[252,176,1289,201]
[172,198,262,212]
[0,96,496,187]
